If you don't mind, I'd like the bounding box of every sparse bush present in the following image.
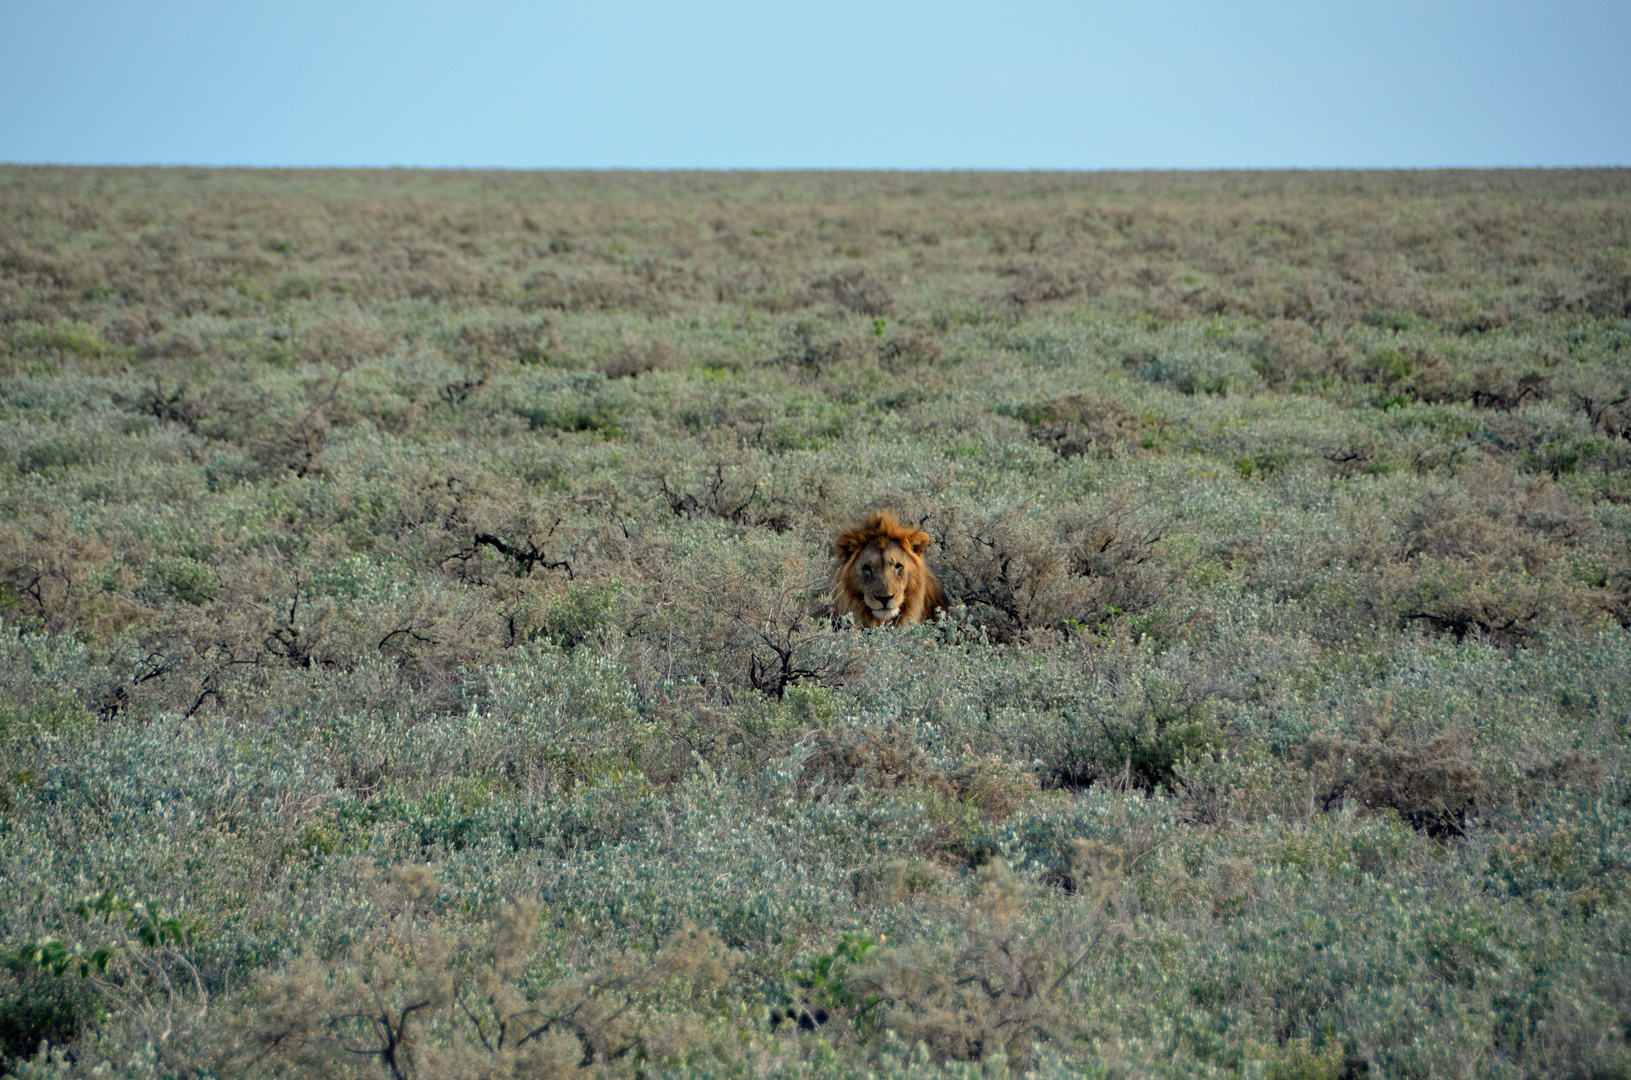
[602,338,676,380]
[1300,716,1483,836]
[809,268,893,316]
[849,863,1122,1067]
[1374,463,1604,639]
[1245,318,1334,389]
[298,316,389,366]
[1012,392,1148,459]
[538,582,621,649]
[7,320,108,361]
[653,450,774,529]
[775,324,867,378]
[1044,675,1225,793]
[801,719,1036,840]
[999,265,1088,308]
[635,531,851,698]
[1123,345,1257,397]
[876,332,944,370]
[928,494,1184,644]
[235,867,738,1078]
[509,370,637,436]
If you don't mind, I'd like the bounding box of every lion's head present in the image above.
[832,511,948,628]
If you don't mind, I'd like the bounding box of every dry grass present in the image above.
[5,168,1627,342]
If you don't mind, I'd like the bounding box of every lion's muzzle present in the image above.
[868,595,902,622]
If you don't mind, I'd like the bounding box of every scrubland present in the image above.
[1,165,1630,1078]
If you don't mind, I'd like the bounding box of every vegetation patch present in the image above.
[0,166,1629,1077]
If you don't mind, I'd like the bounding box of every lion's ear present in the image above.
[834,528,865,559]
[905,529,933,556]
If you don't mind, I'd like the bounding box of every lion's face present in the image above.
[833,510,945,629]
[849,539,917,624]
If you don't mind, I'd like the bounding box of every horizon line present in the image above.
[4,161,1630,174]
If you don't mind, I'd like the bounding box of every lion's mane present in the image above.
[831,511,948,628]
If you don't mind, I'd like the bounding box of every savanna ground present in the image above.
[1,165,1630,1079]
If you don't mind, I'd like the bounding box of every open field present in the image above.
[1,165,1630,1078]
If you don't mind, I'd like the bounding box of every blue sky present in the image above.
[2,0,1627,169]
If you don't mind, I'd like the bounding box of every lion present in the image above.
[832,511,948,628]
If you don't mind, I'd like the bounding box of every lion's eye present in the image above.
[861,566,873,579]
